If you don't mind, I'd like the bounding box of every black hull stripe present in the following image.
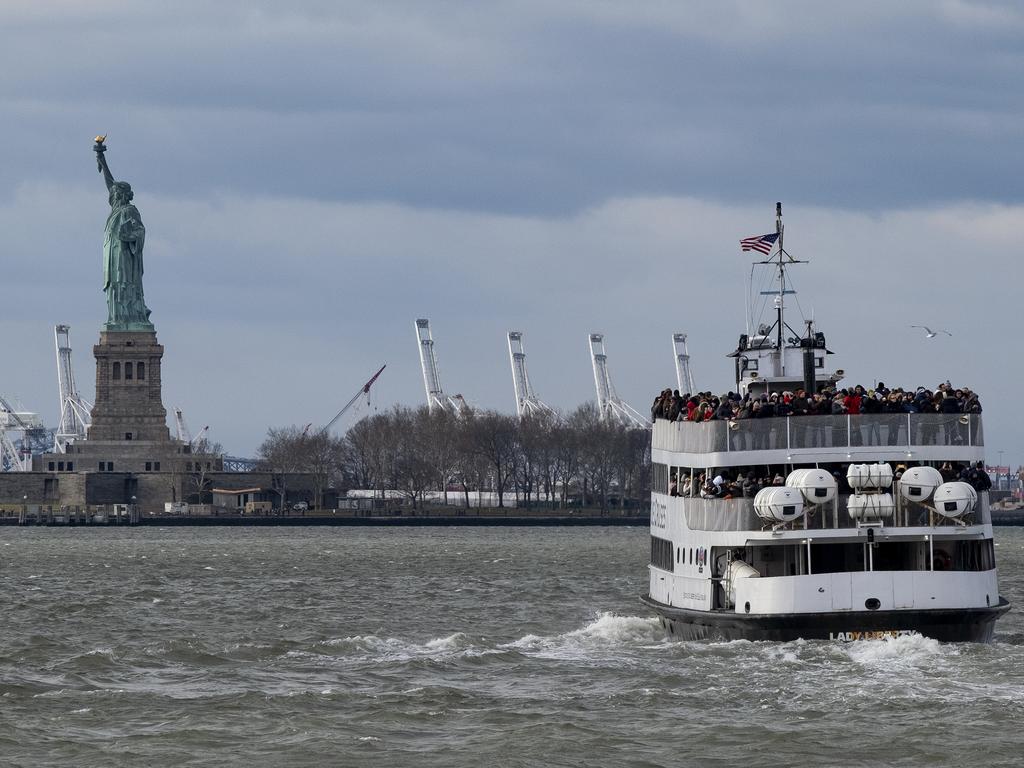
[640,594,1011,643]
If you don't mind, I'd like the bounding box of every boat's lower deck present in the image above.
[641,594,1011,642]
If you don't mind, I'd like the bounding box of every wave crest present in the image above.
[844,632,945,664]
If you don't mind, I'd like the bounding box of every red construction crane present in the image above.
[319,364,386,435]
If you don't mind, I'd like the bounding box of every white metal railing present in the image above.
[671,492,992,532]
[653,413,983,455]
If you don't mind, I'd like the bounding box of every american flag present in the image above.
[740,232,779,255]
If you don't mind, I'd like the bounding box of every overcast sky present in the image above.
[2,1,1023,460]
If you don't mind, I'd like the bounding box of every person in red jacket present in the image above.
[843,386,863,415]
[844,386,864,445]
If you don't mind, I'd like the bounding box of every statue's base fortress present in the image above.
[24,329,221,510]
[89,330,170,442]
[3,325,323,516]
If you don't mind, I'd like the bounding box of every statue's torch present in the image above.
[94,134,107,172]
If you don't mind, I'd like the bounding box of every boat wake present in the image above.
[505,613,665,657]
[307,613,666,665]
[314,632,474,661]
[842,632,946,666]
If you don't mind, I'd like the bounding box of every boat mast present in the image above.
[775,202,785,356]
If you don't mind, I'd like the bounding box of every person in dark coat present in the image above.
[884,391,905,445]
[964,461,992,492]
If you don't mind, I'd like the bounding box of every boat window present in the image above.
[652,463,669,495]
[650,536,674,572]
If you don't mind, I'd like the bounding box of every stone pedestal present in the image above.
[88,330,171,442]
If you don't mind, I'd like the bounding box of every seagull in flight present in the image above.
[911,325,952,338]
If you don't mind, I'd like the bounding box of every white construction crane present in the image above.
[508,331,554,418]
[53,324,92,452]
[415,319,469,414]
[0,396,43,471]
[0,433,26,471]
[672,332,697,394]
[588,333,649,429]
[173,407,209,449]
[174,407,193,444]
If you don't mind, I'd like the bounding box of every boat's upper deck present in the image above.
[652,413,984,467]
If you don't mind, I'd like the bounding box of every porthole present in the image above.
[744,601,751,614]
[865,598,881,611]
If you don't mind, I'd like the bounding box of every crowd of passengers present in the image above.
[668,461,993,500]
[652,382,982,423]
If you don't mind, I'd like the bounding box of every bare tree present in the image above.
[516,412,555,508]
[188,437,224,505]
[571,403,619,511]
[554,409,584,507]
[423,408,459,505]
[335,400,650,513]
[466,410,518,509]
[257,425,307,512]
[301,431,346,510]
[454,419,489,508]
[343,415,382,492]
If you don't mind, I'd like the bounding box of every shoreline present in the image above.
[6,508,1023,527]
[135,515,648,527]
[0,509,649,527]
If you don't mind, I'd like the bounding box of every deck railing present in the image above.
[677,492,992,532]
[653,413,983,454]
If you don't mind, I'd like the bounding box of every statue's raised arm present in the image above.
[94,135,114,192]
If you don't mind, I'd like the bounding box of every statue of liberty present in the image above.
[93,136,154,331]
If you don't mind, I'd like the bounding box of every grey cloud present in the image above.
[2,2,1024,214]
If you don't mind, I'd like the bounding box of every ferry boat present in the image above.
[641,204,1010,642]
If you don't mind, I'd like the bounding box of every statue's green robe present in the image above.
[103,202,152,329]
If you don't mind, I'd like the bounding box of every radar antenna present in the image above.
[672,333,696,394]
[588,333,649,429]
[508,331,555,419]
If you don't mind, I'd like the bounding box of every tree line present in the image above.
[257,404,651,511]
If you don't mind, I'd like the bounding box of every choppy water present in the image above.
[0,526,1022,767]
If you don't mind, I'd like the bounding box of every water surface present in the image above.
[1,526,1022,767]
